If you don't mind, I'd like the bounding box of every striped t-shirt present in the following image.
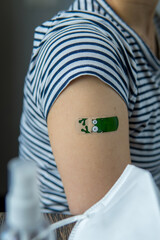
[19,0,160,214]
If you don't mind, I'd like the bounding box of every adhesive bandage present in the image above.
[76,116,119,134]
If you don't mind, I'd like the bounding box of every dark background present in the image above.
[0,0,72,211]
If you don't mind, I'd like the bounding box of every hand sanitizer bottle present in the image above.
[0,158,56,240]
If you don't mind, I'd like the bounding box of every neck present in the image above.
[106,0,159,55]
[106,0,158,35]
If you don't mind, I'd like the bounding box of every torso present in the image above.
[19,0,160,213]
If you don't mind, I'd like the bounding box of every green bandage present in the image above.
[77,116,119,134]
[91,117,119,133]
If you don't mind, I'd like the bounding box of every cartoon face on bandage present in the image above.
[77,117,119,134]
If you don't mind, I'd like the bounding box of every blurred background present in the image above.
[0,0,72,211]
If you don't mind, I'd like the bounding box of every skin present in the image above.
[106,0,159,55]
[47,76,131,215]
[47,1,158,215]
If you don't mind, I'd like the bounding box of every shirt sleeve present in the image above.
[33,19,137,119]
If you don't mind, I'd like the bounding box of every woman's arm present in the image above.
[47,75,131,215]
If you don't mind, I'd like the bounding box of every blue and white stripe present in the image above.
[19,0,160,213]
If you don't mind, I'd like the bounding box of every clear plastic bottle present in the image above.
[0,158,56,240]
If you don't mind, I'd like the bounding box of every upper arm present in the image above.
[47,75,131,215]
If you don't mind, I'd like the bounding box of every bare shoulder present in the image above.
[47,75,131,215]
